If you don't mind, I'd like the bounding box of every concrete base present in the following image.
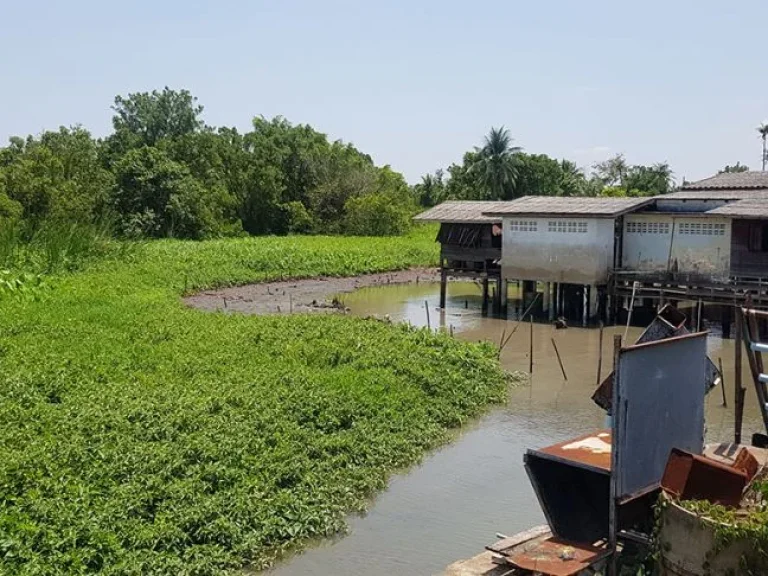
[441,551,512,576]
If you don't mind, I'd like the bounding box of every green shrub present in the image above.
[343,193,412,236]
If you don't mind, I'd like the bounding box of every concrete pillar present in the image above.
[548,283,555,322]
[589,284,599,320]
[481,277,489,316]
[606,294,612,324]
[543,281,550,316]
[582,285,589,327]
[500,279,508,316]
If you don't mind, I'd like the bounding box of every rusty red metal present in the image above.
[733,447,760,482]
[661,448,747,507]
[506,536,611,576]
[537,430,612,472]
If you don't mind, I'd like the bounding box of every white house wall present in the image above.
[501,217,615,284]
[622,214,731,278]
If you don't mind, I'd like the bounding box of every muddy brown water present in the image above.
[189,276,764,576]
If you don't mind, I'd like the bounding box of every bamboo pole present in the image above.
[718,356,727,408]
[596,322,604,387]
[552,338,567,381]
[529,316,534,374]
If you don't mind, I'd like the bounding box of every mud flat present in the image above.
[184,268,441,315]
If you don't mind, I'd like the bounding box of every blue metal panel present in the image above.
[614,333,707,499]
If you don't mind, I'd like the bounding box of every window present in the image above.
[509,220,538,232]
[678,222,726,236]
[548,220,588,234]
[626,221,671,234]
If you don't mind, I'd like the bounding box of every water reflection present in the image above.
[267,281,762,576]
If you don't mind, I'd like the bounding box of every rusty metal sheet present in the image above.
[535,430,612,473]
[661,448,747,508]
[614,332,707,500]
[593,306,719,414]
[505,536,611,576]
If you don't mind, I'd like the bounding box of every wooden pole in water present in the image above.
[551,338,568,381]
[425,300,431,330]
[529,316,534,374]
[735,310,744,444]
[596,322,604,387]
[718,356,727,407]
[439,266,447,309]
[696,299,703,332]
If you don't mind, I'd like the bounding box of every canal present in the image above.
[266,280,763,576]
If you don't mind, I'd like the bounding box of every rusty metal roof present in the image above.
[682,171,768,190]
[534,430,612,472]
[705,199,768,219]
[482,196,652,218]
[412,201,510,223]
[506,536,611,576]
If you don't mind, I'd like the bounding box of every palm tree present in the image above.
[470,126,522,199]
[758,124,768,171]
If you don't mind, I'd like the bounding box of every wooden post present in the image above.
[425,300,431,330]
[552,338,567,381]
[735,310,744,444]
[481,277,489,316]
[439,266,447,309]
[529,315,534,374]
[723,305,732,339]
[582,285,588,327]
[596,322,604,387]
[696,299,703,332]
[718,356,727,407]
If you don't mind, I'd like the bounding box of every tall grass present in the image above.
[0,218,125,274]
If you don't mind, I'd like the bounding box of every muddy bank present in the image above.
[184,268,441,315]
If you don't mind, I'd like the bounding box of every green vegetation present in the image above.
[0,228,510,574]
[414,127,676,205]
[680,495,768,573]
[0,88,417,240]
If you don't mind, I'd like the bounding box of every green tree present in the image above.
[414,170,446,206]
[593,154,629,187]
[0,127,112,223]
[104,88,204,164]
[343,193,411,236]
[758,123,768,171]
[470,127,522,199]
[112,146,233,239]
[623,163,674,195]
[719,162,749,174]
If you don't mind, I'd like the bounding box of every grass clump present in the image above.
[0,226,509,574]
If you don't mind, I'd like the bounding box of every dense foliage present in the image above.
[0,88,417,239]
[0,229,510,574]
[414,127,676,205]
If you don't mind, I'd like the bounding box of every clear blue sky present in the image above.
[2,0,766,183]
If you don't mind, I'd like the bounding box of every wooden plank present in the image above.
[485,525,551,555]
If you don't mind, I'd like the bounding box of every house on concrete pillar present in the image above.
[618,171,768,282]
[413,201,508,311]
[483,196,652,324]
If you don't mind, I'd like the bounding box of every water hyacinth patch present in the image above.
[0,228,510,574]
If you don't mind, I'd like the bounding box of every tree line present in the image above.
[414,126,677,206]
[0,88,416,239]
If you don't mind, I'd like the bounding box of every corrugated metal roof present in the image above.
[706,199,768,219]
[660,189,768,200]
[683,171,768,190]
[482,196,652,217]
[412,201,510,223]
